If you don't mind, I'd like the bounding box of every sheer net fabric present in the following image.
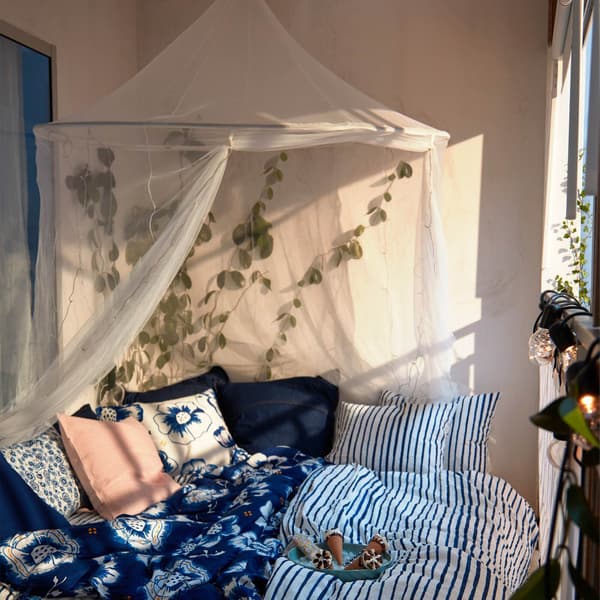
[0,0,457,445]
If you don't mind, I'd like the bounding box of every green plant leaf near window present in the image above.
[551,155,592,307]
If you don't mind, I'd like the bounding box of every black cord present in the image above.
[559,311,593,325]
[584,338,600,362]
[544,439,572,599]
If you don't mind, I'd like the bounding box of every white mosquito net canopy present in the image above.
[0,0,457,445]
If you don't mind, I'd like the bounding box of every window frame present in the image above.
[0,20,56,119]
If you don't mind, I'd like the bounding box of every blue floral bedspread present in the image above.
[0,448,325,599]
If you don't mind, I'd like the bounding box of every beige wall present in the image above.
[136,0,547,509]
[0,0,138,118]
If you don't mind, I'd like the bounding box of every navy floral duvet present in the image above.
[0,448,325,599]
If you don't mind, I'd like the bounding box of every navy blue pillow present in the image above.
[0,454,69,542]
[215,376,338,457]
[123,366,229,404]
[52,403,97,433]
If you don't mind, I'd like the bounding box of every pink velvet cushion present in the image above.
[58,414,180,520]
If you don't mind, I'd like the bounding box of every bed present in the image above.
[0,377,538,599]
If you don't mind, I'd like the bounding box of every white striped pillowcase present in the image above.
[379,390,499,472]
[327,401,455,473]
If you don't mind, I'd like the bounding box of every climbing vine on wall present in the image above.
[67,147,414,399]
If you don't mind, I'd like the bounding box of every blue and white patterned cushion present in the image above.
[327,400,455,473]
[0,428,82,517]
[97,389,240,476]
[379,390,500,472]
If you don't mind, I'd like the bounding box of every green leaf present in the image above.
[125,360,134,382]
[232,224,247,245]
[197,336,207,352]
[289,315,297,327]
[94,275,106,293]
[138,331,150,346]
[108,242,119,262]
[164,329,179,346]
[379,208,387,221]
[219,312,229,323]
[208,211,216,223]
[251,215,272,236]
[201,290,216,306]
[566,485,600,542]
[354,225,365,237]
[156,352,171,370]
[258,233,274,259]
[97,147,115,167]
[182,343,195,363]
[266,348,274,362]
[349,239,363,259]
[309,268,323,285]
[530,397,572,438]
[297,280,305,287]
[217,270,227,289]
[275,168,283,181]
[262,277,272,291]
[293,298,302,308]
[567,561,599,600]
[181,271,192,289]
[153,373,168,388]
[251,271,261,283]
[265,365,272,380]
[279,151,288,161]
[279,333,287,342]
[384,192,392,202]
[334,248,343,268]
[239,249,252,269]
[559,397,600,448]
[252,201,266,216]
[509,560,560,600]
[266,186,274,200]
[397,162,413,178]
[231,270,246,288]
[106,273,117,290]
[198,223,212,242]
[387,173,396,181]
[218,333,227,349]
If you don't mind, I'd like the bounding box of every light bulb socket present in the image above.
[539,303,563,329]
[548,321,576,353]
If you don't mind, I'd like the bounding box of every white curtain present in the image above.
[0,36,32,413]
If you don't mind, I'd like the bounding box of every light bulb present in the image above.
[528,328,555,365]
[560,345,578,372]
[578,394,598,416]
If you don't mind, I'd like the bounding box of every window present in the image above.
[0,21,54,406]
[0,22,54,290]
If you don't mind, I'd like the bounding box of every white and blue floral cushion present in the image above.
[0,428,82,517]
[97,389,240,476]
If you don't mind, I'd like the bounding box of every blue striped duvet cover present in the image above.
[265,464,538,600]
